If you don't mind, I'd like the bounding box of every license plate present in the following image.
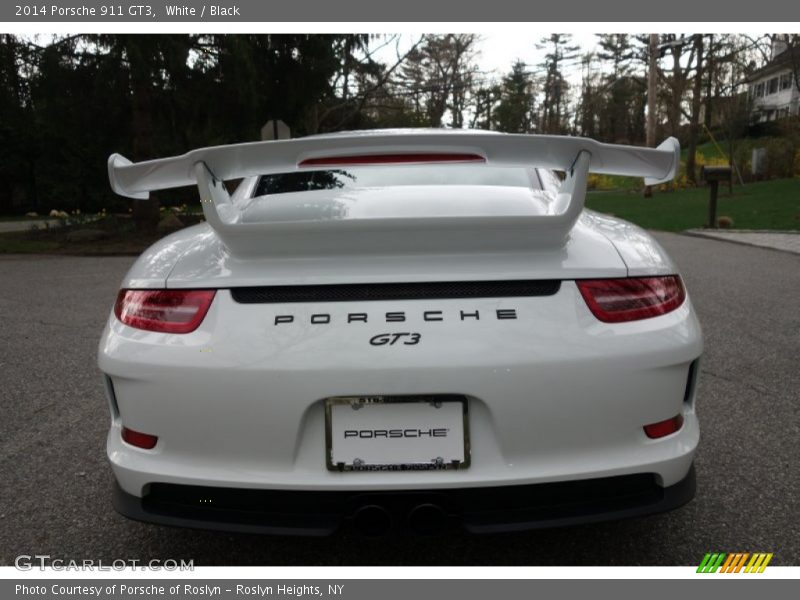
[325,396,470,471]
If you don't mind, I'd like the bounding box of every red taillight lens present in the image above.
[121,427,158,449]
[643,415,684,439]
[114,289,215,333]
[298,153,485,167]
[576,276,685,323]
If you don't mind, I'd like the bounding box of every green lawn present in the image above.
[586,177,800,232]
[0,215,44,222]
[0,229,163,255]
[0,235,63,253]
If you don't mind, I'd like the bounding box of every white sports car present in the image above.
[99,129,701,536]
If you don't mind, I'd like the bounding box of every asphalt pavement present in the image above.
[686,229,800,255]
[0,232,798,566]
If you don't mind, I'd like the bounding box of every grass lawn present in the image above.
[0,229,162,255]
[0,214,175,255]
[0,215,45,222]
[0,234,63,253]
[586,177,800,232]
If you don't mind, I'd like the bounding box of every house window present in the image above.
[756,82,766,97]
[768,77,779,95]
[780,73,793,90]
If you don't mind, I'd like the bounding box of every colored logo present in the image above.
[697,553,773,573]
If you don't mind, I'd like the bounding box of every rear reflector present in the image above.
[643,415,684,439]
[576,276,685,323]
[298,153,485,167]
[114,289,216,333]
[122,427,158,449]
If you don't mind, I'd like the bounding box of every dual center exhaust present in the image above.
[352,503,449,536]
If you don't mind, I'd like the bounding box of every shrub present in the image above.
[764,138,796,178]
[717,216,734,229]
[587,174,617,191]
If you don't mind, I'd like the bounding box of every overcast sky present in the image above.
[375,33,606,86]
[475,33,600,77]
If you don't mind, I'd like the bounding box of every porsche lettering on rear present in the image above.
[273,309,518,326]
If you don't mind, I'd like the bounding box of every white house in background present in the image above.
[746,38,800,123]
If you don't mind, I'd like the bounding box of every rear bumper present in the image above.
[112,464,696,536]
[101,283,703,494]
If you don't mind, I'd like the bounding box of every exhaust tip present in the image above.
[407,503,447,535]
[352,504,393,537]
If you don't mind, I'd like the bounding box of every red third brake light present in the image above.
[114,289,216,333]
[298,153,486,167]
[576,276,686,323]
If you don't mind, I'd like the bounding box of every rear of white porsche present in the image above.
[99,131,701,535]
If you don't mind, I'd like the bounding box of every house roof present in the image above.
[745,48,796,83]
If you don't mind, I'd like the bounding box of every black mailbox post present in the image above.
[702,166,732,228]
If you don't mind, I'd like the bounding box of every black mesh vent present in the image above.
[230,280,560,304]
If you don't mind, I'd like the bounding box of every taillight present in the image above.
[121,427,158,449]
[643,415,684,439]
[576,276,685,323]
[298,153,485,167]
[114,289,215,333]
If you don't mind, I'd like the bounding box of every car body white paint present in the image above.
[99,130,701,532]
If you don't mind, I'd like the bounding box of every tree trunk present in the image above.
[126,37,160,232]
[644,34,658,198]
[668,47,684,138]
[686,35,704,185]
[704,34,714,130]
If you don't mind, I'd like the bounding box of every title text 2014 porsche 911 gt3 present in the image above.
[99,129,701,536]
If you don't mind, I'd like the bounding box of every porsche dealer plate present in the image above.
[325,396,470,471]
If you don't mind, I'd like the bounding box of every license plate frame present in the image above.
[324,395,470,472]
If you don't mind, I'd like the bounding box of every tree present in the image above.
[30,35,134,214]
[657,34,698,139]
[594,34,645,143]
[537,34,579,134]
[685,35,705,184]
[0,35,35,213]
[396,34,480,127]
[492,61,536,133]
[468,85,500,130]
[597,34,636,80]
[576,53,600,138]
[307,35,424,133]
[0,35,352,216]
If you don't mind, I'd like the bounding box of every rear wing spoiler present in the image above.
[108,131,679,256]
